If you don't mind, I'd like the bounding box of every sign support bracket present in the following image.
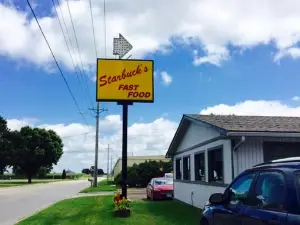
[117,101,133,198]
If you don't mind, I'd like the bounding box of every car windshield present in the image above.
[154,179,173,186]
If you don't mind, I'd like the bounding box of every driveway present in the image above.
[0,180,90,225]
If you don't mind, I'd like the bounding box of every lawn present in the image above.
[0,180,60,187]
[80,179,118,193]
[17,196,201,225]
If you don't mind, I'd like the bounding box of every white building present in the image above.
[166,114,300,208]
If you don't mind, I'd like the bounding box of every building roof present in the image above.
[186,114,300,133]
[166,114,300,157]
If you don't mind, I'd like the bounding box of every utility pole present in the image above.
[110,155,113,177]
[107,144,109,182]
[89,103,107,187]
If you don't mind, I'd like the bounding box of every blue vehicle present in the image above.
[201,157,300,225]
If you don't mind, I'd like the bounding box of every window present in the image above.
[251,171,285,211]
[154,179,173,186]
[226,173,256,206]
[194,152,205,181]
[208,147,223,183]
[183,156,190,180]
[175,158,181,179]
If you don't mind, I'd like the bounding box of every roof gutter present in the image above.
[227,132,300,138]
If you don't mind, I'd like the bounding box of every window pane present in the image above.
[252,172,285,211]
[175,158,181,179]
[229,173,255,205]
[208,148,223,183]
[194,153,205,181]
[183,156,190,180]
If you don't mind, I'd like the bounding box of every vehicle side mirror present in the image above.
[209,193,224,204]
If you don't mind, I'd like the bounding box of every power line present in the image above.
[103,0,107,58]
[51,0,93,110]
[65,0,94,106]
[26,0,88,126]
[88,0,98,58]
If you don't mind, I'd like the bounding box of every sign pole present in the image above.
[121,102,128,198]
[96,33,154,199]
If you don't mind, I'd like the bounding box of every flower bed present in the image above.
[113,191,131,217]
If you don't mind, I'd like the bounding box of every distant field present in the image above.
[0,180,61,187]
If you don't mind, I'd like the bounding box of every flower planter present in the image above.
[114,209,131,217]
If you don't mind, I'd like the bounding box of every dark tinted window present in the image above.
[208,147,223,183]
[194,152,205,181]
[175,158,181,179]
[251,171,285,211]
[183,156,190,180]
[228,173,256,205]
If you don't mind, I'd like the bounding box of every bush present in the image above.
[114,160,172,187]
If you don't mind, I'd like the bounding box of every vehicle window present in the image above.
[251,171,285,211]
[227,173,256,205]
[154,179,172,186]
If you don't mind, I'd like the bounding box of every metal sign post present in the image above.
[96,33,154,199]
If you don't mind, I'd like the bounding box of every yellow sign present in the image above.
[96,59,154,102]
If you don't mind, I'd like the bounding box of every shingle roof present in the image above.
[186,114,300,133]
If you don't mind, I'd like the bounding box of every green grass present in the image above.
[17,196,201,225]
[0,180,63,187]
[80,179,118,193]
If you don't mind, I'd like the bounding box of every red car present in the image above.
[146,178,173,200]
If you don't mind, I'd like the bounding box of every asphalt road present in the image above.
[0,180,90,225]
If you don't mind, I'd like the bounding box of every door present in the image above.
[213,172,257,225]
[241,171,288,225]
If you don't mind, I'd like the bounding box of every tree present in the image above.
[81,168,90,174]
[37,166,53,178]
[12,126,63,183]
[62,169,66,179]
[0,116,13,176]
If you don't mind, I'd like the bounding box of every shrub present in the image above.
[114,160,172,187]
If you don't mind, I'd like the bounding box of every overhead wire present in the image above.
[88,0,98,58]
[65,0,94,107]
[51,0,93,111]
[26,0,88,126]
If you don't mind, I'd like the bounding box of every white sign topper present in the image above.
[113,33,133,59]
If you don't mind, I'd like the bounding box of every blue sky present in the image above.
[1,44,299,125]
[2,0,300,172]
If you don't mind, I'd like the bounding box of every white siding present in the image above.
[174,181,226,208]
[233,138,263,176]
[177,122,220,152]
[233,137,300,176]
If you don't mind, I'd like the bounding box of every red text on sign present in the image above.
[118,84,139,91]
[128,92,151,98]
[99,65,146,87]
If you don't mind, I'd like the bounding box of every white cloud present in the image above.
[160,71,173,86]
[6,115,177,173]
[274,47,300,61]
[292,96,300,101]
[200,100,300,116]
[2,0,300,69]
